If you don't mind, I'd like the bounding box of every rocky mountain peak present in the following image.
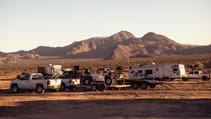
[0,31,207,61]
[109,31,136,41]
[142,32,177,44]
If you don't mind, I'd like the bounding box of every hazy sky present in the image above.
[0,0,210,52]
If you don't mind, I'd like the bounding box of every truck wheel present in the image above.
[98,85,105,91]
[202,76,208,81]
[11,84,19,93]
[132,83,139,89]
[155,77,160,81]
[91,84,97,91]
[182,77,189,81]
[84,78,91,85]
[149,84,156,88]
[140,82,148,90]
[60,83,66,91]
[69,86,75,91]
[105,78,112,85]
[170,78,175,81]
[36,85,44,93]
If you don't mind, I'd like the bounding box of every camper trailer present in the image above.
[128,63,187,80]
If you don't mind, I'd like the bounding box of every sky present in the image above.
[0,0,211,52]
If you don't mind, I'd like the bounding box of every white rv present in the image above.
[128,63,187,80]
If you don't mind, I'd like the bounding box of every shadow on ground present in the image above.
[0,99,211,119]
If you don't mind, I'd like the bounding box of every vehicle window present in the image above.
[32,75,44,80]
[173,68,178,72]
[63,72,70,78]
[138,70,143,73]
[145,70,153,74]
[195,71,199,74]
[20,75,30,80]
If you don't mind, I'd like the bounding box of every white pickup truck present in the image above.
[187,70,211,81]
[60,70,81,91]
[10,72,61,93]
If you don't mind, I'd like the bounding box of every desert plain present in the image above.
[0,57,211,119]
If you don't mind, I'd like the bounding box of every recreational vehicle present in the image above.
[128,63,187,80]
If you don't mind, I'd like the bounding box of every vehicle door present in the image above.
[30,74,44,89]
[18,74,30,89]
[193,70,200,78]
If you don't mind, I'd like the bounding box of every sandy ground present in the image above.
[0,80,211,119]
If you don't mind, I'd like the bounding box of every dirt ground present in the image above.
[0,80,211,119]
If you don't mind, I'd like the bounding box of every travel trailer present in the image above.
[128,63,187,80]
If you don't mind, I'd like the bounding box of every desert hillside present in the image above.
[1,31,210,60]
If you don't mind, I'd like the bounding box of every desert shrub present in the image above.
[1,54,211,77]
[204,60,211,69]
[195,61,205,70]
[187,61,204,70]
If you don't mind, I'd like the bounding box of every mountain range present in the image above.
[1,31,211,61]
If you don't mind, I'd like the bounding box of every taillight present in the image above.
[47,80,51,85]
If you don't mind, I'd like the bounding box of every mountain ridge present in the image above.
[0,31,210,60]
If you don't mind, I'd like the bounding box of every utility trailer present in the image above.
[77,66,131,91]
[84,78,164,91]
[59,66,131,91]
[77,80,131,91]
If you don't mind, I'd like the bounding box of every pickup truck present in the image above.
[187,70,211,81]
[10,72,61,93]
[59,70,81,91]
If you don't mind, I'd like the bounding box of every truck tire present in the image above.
[36,84,44,93]
[11,84,19,93]
[140,82,148,90]
[84,78,91,85]
[182,77,189,81]
[155,77,160,81]
[98,85,105,91]
[105,78,112,85]
[60,83,66,91]
[69,86,74,91]
[91,84,97,91]
[132,83,139,89]
[162,77,169,81]
[149,83,156,88]
[202,76,208,81]
[170,78,175,81]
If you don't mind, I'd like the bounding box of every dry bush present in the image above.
[1,54,211,78]
[204,60,211,69]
